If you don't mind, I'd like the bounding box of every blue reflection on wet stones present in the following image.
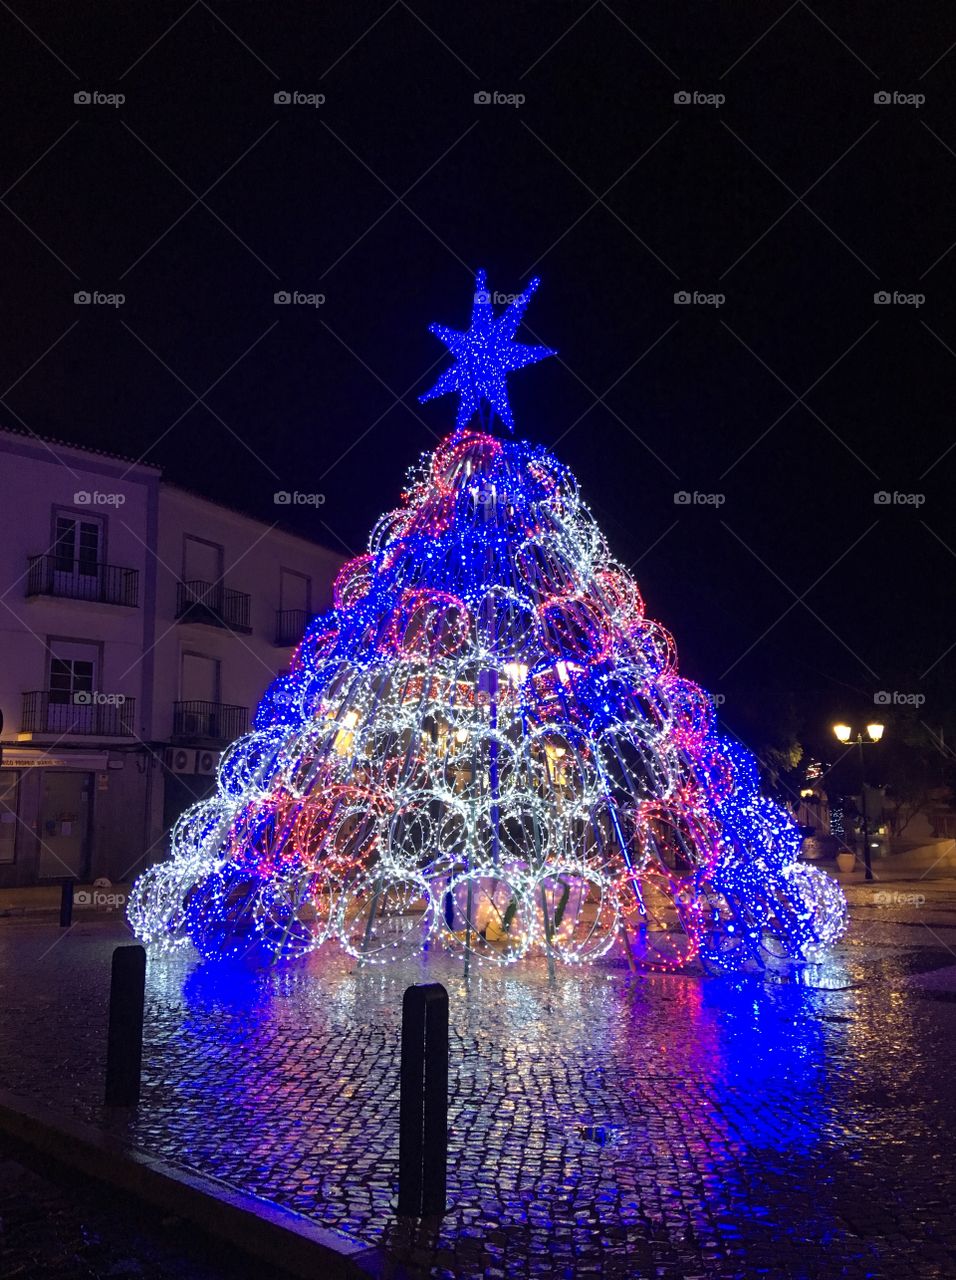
[0,891,955,1277]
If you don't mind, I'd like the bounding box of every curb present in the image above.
[0,1087,386,1279]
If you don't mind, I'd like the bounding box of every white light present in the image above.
[128,324,847,971]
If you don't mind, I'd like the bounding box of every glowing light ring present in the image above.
[593,567,644,625]
[184,870,263,962]
[524,723,602,806]
[631,801,720,877]
[620,865,700,971]
[533,867,619,962]
[228,796,303,876]
[387,802,446,865]
[680,871,755,975]
[516,537,578,597]
[474,801,554,866]
[684,745,735,805]
[593,726,679,804]
[254,873,332,960]
[129,408,846,970]
[432,431,503,495]
[783,863,848,955]
[668,678,717,743]
[276,724,346,797]
[217,729,288,800]
[473,587,538,661]
[334,555,375,611]
[127,858,218,949]
[438,871,532,964]
[607,669,674,737]
[290,786,388,875]
[389,588,471,660]
[368,508,413,555]
[337,871,434,962]
[632,620,679,677]
[170,796,236,861]
[536,595,610,664]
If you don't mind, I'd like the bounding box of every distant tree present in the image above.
[720,686,805,805]
[875,713,955,838]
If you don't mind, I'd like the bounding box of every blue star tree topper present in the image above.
[419,270,556,432]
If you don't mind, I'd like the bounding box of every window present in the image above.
[54,512,102,575]
[49,657,95,704]
[182,535,223,585]
[279,568,311,613]
[181,651,221,703]
[47,641,99,705]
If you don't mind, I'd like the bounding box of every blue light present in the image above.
[419,270,556,431]
[128,274,847,972]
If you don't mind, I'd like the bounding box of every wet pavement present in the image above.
[0,1133,278,1280]
[1,877,956,1278]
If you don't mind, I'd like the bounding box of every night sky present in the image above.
[3,2,955,759]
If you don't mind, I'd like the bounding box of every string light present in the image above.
[128,275,846,971]
[418,269,556,431]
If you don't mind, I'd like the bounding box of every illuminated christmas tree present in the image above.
[129,273,846,972]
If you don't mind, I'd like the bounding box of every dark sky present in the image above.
[2,2,955,755]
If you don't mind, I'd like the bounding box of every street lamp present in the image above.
[831,721,885,880]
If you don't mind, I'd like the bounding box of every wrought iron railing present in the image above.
[172,700,248,742]
[176,580,252,633]
[20,691,136,737]
[275,608,309,646]
[26,556,139,607]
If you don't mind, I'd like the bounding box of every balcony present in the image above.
[176,580,252,633]
[275,608,309,646]
[173,700,248,743]
[20,691,136,737]
[26,556,139,608]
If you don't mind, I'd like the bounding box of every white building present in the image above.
[0,427,343,886]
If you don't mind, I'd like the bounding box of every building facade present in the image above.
[0,428,343,886]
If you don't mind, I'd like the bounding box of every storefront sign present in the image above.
[0,749,109,771]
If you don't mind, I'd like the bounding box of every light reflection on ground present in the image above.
[1,884,955,1277]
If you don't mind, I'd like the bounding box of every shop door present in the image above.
[0,772,19,864]
[36,771,91,879]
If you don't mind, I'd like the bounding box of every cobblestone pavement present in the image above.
[2,878,956,1278]
[0,1133,277,1280]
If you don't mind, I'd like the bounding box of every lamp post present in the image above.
[832,721,885,881]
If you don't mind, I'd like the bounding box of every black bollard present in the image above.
[105,945,146,1106]
[398,982,448,1217]
[59,879,74,928]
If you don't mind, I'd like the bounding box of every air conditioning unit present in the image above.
[165,747,195,774]
[195,749,219,776]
